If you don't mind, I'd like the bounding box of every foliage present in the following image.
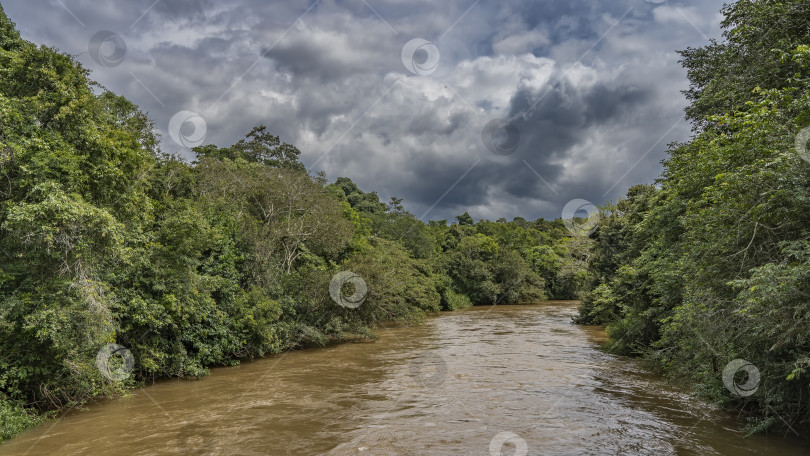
[0,6,584,443]
[578,0,810,435]
[0,398,44,443]
[193,125,303,171]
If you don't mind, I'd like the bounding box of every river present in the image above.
[1,301,806,455]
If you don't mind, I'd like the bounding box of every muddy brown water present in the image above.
[2,301,807,455]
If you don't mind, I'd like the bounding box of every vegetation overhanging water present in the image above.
[1,0,809,447]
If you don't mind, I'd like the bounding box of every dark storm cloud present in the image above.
[150,0,212,19]
[261,31,393,82]
[6,0,726,220]
[508,74,652,186]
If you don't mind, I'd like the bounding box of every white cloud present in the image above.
[6,0,728,220]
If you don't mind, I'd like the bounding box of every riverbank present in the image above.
[2,302,807,455]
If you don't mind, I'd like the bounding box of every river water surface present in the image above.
[2,301,807,455]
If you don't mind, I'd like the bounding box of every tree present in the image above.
[577,2,810,433]
[455,212,474,226]
[680,0,810,126]
[194,125,304,170]
[196,159,353,275]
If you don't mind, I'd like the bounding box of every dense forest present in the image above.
[3,0,810,444]
[577,0,810,436]
[0,5,588,442]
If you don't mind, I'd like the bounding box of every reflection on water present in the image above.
[1,301,806,455]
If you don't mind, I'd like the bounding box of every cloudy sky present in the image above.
[6,0,726,221]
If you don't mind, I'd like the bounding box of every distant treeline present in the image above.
[0,6,586,441]
[577,0,810,436]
